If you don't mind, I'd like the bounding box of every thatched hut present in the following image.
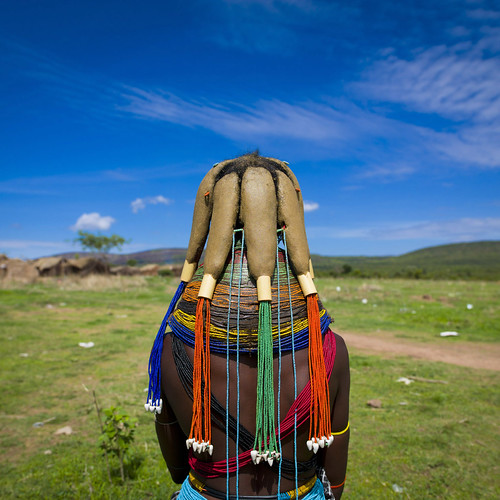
[1,257,38,283]
[140,264,159,276]
[34,257,68,277]
[0,254,7,279]
[64,257,109,276]
[110,265,142,276]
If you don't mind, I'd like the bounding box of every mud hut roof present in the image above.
[34,257,67,271]
[110,265,142,276]
[140,264,159,271]
[67,257,97,270]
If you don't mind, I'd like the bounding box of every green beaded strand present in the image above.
[253,301,279,464]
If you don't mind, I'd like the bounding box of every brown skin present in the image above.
[156,332,350,498]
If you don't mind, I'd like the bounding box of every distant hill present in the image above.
[52,248,187,266]
[311,241,500,280]
[51,240,499,280]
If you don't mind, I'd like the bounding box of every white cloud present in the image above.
[467,9,500,20]
[70,212,115,231]
[323,217,500,241]
[119,88,352,143]
[120,83,500,171]
[303,201,319,212]
[354,163,416,181]
[351,30,500,170]
[8,32,500,178]
[421,124,500,168]
[356,41,500,125]
[131,199,145,213]
[131,195,172,213]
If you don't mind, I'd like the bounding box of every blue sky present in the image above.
[1,0,499,259]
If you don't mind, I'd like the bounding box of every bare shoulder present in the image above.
[332,332,350,376]
[333,332,348,352]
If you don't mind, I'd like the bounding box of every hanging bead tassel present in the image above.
[145,281,187,414]
[306,294,332,453]
[187,297,213,455]
[252,301,280,466]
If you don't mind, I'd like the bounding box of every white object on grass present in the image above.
[467,304,473,310]
[440,331,459,337]
[361,298,368,304]
[397,377,414,385]
[54,426,73,435]
[78,342,95,348]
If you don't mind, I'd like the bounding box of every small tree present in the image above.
[74,231,129,261]
[98,406,137,483]
[342,264,352,275]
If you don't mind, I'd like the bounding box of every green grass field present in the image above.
[317,277,500,343]
[0,276,498,499]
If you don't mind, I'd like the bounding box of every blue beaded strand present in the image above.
[146,280,186,413]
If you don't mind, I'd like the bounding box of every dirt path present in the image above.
[340,331,500,371]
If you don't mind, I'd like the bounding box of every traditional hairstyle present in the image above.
[146,153,332,465]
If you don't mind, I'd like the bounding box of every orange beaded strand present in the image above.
[307,294,331,446]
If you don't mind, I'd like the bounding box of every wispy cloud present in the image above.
[70,213,115,231]
[119,88,353,143]
[352,27,500,169]
[303,201,319,212]
[467,9,500,20]
[131,195,173,213]
[120,82,500,172]
[0,166,204,196]
[320,217,500,241]
[354,163,416,181]
[6,27,500,180]
[356,41,500,124]
[420,124,500,168]
[0,40,120,123]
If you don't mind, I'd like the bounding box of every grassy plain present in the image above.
[0,275,498,499]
